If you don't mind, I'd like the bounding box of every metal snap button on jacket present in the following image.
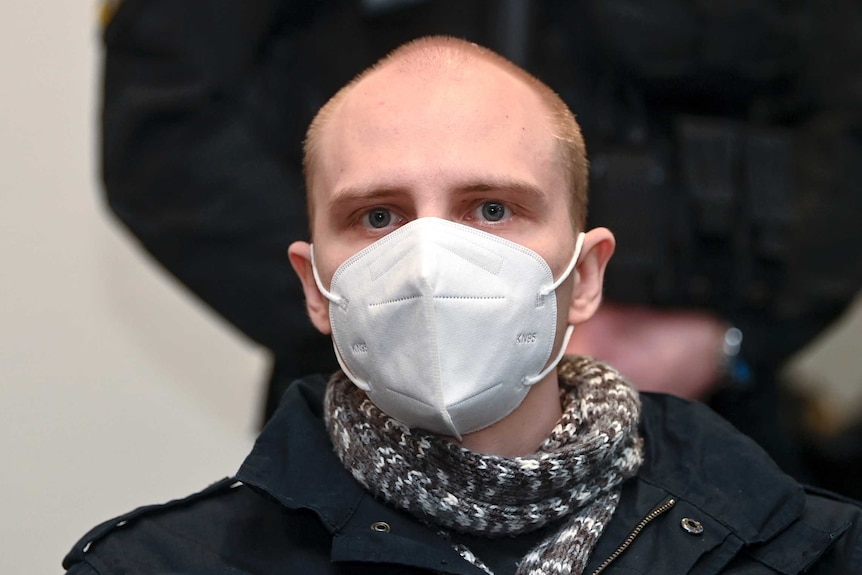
[370,521,391,533]
[680,517,704,535]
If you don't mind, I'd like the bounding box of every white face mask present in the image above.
[312,217,585,439]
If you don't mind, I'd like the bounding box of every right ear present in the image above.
[288,241,332,335]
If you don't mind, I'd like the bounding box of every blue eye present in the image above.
[364,208,392,229]
[481,202,506,222]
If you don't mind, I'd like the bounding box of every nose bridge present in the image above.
[413,220,445,291]
[411,187,452,222]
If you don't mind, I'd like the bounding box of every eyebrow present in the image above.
[326,186,407,212]
[455,178,546,200]
[328,176,547,209]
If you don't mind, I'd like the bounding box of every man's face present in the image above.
[302,61,580,336]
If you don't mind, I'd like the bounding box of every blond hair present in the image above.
[303,36,588,231]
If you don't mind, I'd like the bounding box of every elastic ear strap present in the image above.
[540,232,586,296]
[523,324,575,386]
[330,339,372,392]
[310,244,345,307]
[311,245,368,390]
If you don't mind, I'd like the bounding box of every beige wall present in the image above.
[0,4,263,573]
[0,3,860,574]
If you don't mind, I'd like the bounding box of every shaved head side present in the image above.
[302,36,588,232]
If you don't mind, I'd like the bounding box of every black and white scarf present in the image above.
[324,355,644,575]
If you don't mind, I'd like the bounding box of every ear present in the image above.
[567,227,615,326]
[287,241,332,335]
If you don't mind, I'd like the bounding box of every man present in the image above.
[65,36,861,575]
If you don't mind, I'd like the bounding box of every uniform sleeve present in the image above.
[100,0,336,374]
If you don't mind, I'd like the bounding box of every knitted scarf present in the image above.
[324,355,644,575]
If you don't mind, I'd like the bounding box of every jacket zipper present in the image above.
[590,498,677,575]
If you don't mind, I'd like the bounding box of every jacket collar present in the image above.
[236,375,366,533]
[237,376,807,549]
[236,375,487,574]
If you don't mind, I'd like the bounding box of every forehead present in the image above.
[310,58,565,214]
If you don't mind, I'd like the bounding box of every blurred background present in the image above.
[1,2,861,573]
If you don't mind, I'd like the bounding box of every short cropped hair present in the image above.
[302,36,588,231]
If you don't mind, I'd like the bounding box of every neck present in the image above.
[457,370,562,457]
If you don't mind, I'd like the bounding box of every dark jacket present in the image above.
[64,375,862,574]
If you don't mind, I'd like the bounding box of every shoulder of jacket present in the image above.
[739,485,862,573]
[62,477,240,572]
[268,373,330,417]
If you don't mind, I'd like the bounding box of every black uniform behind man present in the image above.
[100,0,862,492]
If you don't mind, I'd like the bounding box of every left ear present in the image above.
[567,227,615,326]
[287,240,333,335]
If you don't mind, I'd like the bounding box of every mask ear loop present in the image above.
[538,232,585,297]
[525,231,586,386]
[310,244,346,309]
[309,245,371,391]
[329,341,373,392]
[523,325,575,386]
